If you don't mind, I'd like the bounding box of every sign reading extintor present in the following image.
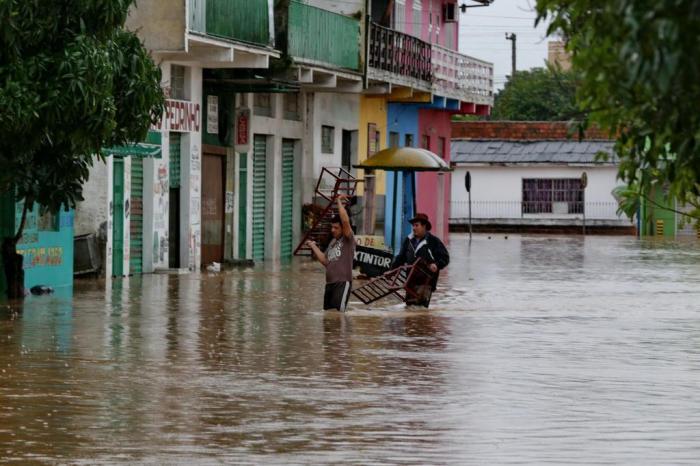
[235,107,251,153]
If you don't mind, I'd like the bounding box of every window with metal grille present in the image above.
[422,134,430,150]
[522,178,584,214]
[170,65,186,99]
[322,125,335,153]
[254,93,273,117]
[405,134,414,147]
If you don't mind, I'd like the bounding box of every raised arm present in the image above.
[336,195,353,238]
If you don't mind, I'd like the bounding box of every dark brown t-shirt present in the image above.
[325,232,355,283]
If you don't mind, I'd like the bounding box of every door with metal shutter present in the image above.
[112,158,124,276]
[280,140,295,260]
[252,135,267,261]
[129,157,144,274]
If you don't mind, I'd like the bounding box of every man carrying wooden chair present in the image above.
[390,213,450,307]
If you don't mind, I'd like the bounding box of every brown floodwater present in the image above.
[2,234,700,464]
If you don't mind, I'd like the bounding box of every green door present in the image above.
[130,157,144,274]
[280,140,295,259]
[238,153,247,260]
[252,135,267,261]
[113,158,125,276]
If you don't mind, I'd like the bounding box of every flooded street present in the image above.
[2,234,700,464]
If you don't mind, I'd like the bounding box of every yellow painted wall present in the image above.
[358,95,388,195]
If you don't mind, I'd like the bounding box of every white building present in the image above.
[450,138,633,233]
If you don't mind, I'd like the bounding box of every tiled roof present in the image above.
[451,139,616,165]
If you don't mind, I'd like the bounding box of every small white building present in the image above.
[450,138,633,233]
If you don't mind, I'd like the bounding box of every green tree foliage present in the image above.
[536,0,700,222]
[491,67,577,121]
[0,0,163,220]
[0,0,164,297]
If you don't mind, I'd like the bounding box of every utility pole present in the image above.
[505,33,517,79]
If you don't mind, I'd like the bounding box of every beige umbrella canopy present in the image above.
[354,147,452,172]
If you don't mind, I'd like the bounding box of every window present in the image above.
[38,210,59,232]
[438,137,446,159]
[413,0,422,39]
[254,93,273,117]
[405,134,414,147]
[421,134,430,150]
[368,123,381,156]
[389,131,400,148]
[522,179,584,215]
[322,125,335,153]
[394,0,406,32]
[283,93,300,120]
[170,65,186,99]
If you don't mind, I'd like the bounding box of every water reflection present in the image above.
[1,234,700,463]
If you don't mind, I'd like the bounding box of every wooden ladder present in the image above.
[294,167,358,256]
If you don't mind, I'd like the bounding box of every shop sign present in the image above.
[235,107,251,153]
[151,99,201,133]
[207,95,219,134]
[353,245,393,277]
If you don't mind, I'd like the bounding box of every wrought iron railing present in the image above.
[368,22,432,83]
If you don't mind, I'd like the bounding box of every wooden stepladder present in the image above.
[294,167,358,256]
[352,259,435,305]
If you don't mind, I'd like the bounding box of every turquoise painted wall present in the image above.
[15,204,74,293]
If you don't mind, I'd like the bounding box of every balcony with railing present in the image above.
[189,0,272,47]
[287,1,361,71]
[367,22,494,106]
[368,22,433,90]
[432,44,493,106]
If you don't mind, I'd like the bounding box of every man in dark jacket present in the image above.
[391,213,449,307]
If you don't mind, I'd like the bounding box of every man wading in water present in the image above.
[391,213,449,307]
[306,195,355,311]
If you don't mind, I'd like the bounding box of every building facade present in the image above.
[450,121,632,234]
[72,0,494,278]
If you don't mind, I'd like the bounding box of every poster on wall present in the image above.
[207,95,219,134]
[234,107,251,153]
[368,123,380,157]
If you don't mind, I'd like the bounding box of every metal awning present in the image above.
[354,147,452,172]
[102,143,162,159]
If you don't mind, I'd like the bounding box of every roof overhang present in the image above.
[154,33,280,69]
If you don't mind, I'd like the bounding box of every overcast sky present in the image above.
[458,0,552,89]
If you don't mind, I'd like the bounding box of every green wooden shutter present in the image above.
[280,140,295,259]
[113,158,125,276]
[129,157,144,274]
[170,133,181,189]
[252,135,267,261]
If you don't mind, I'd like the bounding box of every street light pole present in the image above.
[465,171,472,241]
[505,33,517,79]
